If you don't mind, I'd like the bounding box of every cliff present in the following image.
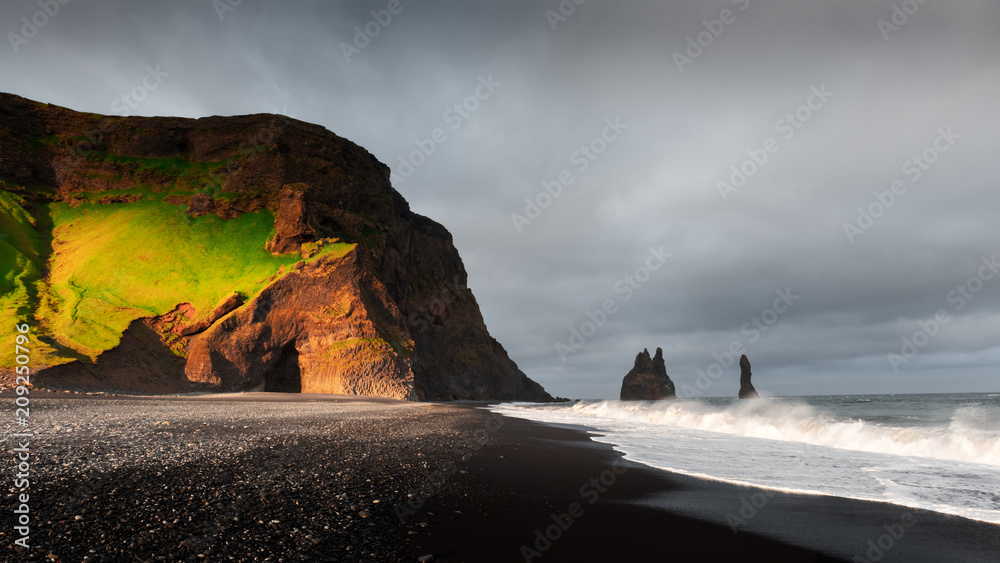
[620,347,676,400]
[0,93,551,401]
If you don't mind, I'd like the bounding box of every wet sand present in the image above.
[407,413,1000,562]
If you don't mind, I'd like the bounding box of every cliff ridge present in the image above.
[0,93,551,401]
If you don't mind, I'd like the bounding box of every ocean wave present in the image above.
[562,399,1000,466]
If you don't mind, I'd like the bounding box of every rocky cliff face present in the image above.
[184,249,418,398]
[0,93,551,401]
[738,354,759,399]
[620,347,676,400]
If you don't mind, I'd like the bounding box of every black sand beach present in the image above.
[3,393,998,562]
[409,414,1000,562]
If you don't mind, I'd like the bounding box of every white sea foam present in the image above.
[560,399,1000,466]
[493,394,1000,524]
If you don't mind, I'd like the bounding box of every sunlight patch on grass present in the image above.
[32,198,353,362]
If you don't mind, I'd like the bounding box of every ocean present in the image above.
[491,393,1000,524]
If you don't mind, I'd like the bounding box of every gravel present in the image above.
[1,395,494,562]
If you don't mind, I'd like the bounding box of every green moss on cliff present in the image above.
[82,152,235,195]
[92,152,227,178]
[322,337,412,365]
[0,191,66,367]
[324,338,385,355]
[0,191,43,320]
[1,188,354,369]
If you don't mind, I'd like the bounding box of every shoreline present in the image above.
[404,406,1000,562]
[4,394,997,562]
[401,411,837,563]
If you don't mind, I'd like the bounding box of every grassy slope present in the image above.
[0,191,41,313]
[0,151,354,368]
[41,201,298,360]
[0,192,44,363]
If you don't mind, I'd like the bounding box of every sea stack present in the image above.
[738,354,760,399]
[620,347,677,400]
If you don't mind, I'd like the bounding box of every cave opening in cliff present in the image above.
[265,343,302,393]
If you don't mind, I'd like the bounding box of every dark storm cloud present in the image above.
[2,0,998,398]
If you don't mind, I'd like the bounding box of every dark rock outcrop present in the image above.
[738,354,759,399]
[174,292,244,337]
[0,92,552,401]
[185,249,417,398]
[620,347,676,400]
[266,184,318,254]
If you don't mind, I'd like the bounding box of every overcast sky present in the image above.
[3,0,999,398]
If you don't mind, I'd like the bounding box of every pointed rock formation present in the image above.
[266,184,318,254]
[620,347,676,400]
[738,354,759,399]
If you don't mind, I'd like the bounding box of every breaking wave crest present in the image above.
[564,399,1000,466]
